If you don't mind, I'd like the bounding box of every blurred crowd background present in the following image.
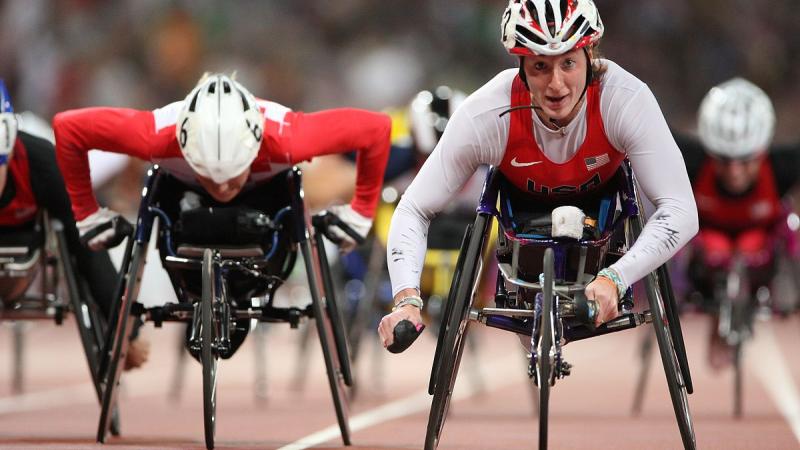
[0,0,798,205]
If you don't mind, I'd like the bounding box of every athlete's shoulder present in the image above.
[458,69,517,121]
[255,98,293,123]
[152,101,183,132]
[597,59,647,95]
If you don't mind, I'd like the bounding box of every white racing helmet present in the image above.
[501,0,603,57]
[408,86,466,155]
[698,78,775,160]
[176,74,264,184]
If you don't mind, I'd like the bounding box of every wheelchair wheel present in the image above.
[733,341,743,418]
[97,240,147,443]
[657,265,693,395]
[644,272,696,449]
[727,258,751,418]
[53,222,122,434]
[536,247,555,450]
[424,214,490,450]
[201,249,218,450]
[314,232,353,387]
[428,223,473,396]
[301,239,351,445]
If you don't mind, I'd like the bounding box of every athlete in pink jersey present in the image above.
[53,73,391,253]
[378,0,698,349]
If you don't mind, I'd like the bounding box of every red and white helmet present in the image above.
[698,78,775,160]
[176,74,264,184]
[501,0,604,57]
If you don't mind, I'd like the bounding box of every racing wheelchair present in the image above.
[0,210,119,433]
[95,165,356,450]
[632,211,800,418]
[413,162,696,450]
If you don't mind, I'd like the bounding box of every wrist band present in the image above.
[0,154,8,166]
[596,267,627,299]
[392,295,424,312]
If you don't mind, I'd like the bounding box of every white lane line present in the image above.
[748,323,800,444]
[0,382,97,414]
[277,355,525,450]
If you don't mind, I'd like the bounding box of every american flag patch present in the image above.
[585,153,610,170]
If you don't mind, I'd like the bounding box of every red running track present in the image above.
[0,313,799,449]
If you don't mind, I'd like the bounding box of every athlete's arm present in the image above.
[387,100,507,297]
[604,83,699,288]
[53,107,159,221]
[288,108,391,218]
[670,129,705,182]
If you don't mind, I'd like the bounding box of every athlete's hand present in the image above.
[327,204,372,253]
[77,207,128,251]
[378,289,424,350]
[585,276,620,326]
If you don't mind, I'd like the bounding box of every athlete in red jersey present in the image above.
[379,0,698,349]
[54,73,391,253]
[674,78,800,368]
[0,82,148,369]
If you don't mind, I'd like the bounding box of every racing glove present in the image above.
[327,204,372,253]
[77,207,128,251]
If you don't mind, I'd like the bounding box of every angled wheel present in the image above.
[301,239,351,445]
[201,249,219,450]
[424,214,490,450]
[315,232,353,387]
[643,269,696,449]
[536,248,556,450]
[628,197,695,449]
[657,265,693,394]
[97,240,146,443]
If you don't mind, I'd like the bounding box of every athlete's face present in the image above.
[522,48,588,127]
[711,153,764,194]
[196,168,250,203]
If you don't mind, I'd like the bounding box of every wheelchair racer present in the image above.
[674,78,800,367]
[53,73,390,356]
[54,73,390,252]
[0,81,149,369]
[379,0,699,349]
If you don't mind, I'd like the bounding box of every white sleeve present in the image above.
[604,84,699,287]
[387,103,507,297]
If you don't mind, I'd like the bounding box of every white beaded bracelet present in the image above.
[392,295,424,312]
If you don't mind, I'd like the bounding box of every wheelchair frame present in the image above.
[424,162,696,450]
[0,211,119,434]
[95,165,353,450]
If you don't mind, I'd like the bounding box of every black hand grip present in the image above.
[574,293,598,328]
[312,211,366,245]
[386,320,425,354]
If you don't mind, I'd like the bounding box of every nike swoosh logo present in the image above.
[510,157,543,168]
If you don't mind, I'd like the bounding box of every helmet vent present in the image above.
[525,1,538,20]
[208,82,216,94]
[236,88,250,111]
[517,25,546,46]
[223,81,231,94]
[188,90,200,112]
[544,0,556,35]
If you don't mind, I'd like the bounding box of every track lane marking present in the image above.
[277,354,525,450]
[748,322,800,444]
